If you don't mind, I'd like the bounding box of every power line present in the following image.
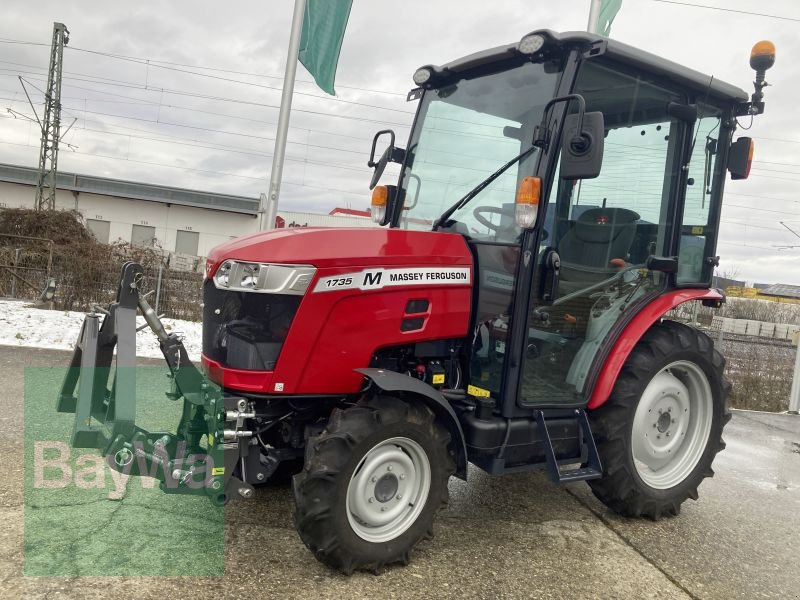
[76,122,366,159]
[0,58,415,117]
[2,89,509,172]
[0,97,371,160]
[0,36,408,97]
[65,45,407,97]
[649,0,800,22]
[753,136,800,146]
[0,137,371,194]
[1,70,507,147]
[0,111,369,174]
[64,46,414,113]
[0,137,366,198]
[717,240,776,251]
[726,191,800,207]
[722,220,788,232]
[0,68,414,127]
[725,203,800,217]
[0,122,796,230]
[0,38,49,47]
[0,77,375,143]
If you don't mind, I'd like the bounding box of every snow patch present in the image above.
[0,299,201,360]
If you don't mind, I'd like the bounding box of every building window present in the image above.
[175,230,200,256]
[131,224,156,247]
[86,219,110,243]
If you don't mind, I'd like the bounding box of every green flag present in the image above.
[298,0,353,96]
[596,0,623,36]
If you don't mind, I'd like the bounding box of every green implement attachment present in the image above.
[56,261,245,505]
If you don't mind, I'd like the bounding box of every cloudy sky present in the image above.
[0,0,798,284]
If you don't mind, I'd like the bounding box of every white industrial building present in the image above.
[0,163,375,258]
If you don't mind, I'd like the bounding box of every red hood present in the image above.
[206,227,472,273]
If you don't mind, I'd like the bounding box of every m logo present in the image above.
[362,271,383,288]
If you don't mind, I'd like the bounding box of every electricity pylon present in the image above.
[34,22,69,211]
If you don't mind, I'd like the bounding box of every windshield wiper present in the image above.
[432,145,538,231]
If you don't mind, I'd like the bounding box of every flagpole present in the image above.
[260,0,306,231]
[587,0,601,33]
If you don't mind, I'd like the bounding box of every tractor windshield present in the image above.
[399,61,562,243]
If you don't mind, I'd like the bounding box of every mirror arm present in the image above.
[390,147,406,164]
[533,94,587,151]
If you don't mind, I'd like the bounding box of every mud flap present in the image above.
[56,262,233,502]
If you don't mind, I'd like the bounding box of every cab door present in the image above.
[517,60,689,407]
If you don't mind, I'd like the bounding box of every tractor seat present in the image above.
[557,207,640,296]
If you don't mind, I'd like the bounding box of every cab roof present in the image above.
[419,30,748,105]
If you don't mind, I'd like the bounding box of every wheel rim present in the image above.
[346,437,431,543]
[631,360,713,489]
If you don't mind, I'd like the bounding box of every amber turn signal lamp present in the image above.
[515,176,541,228]
[371,185,388,223]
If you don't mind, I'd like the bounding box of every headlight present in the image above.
[412,67,433,86]
[213,260,316,295]
[518,33,545,55]
[214,260,231,288]
[240,263,260,289]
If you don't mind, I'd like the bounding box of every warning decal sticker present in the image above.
[313,267,471,293]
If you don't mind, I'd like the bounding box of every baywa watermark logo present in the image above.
[33,440,219,500]
[24,366,224,576]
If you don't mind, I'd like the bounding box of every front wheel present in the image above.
[588,320,731,519]
[293,395,455,574]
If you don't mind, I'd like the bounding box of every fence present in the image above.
[0,234,54,300]
[59,249,204,321]
[0,238,203,321]
[671,303,799,413]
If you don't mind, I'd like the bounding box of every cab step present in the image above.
[536,408,602,483]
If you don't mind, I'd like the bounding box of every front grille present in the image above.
[202,280,301,371]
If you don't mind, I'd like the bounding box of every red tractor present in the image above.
[59,30,775,573]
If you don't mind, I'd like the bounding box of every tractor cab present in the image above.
[368,30,766,414]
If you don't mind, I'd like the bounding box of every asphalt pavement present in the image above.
[0,345,798,599]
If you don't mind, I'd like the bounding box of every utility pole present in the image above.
[259,0,305,230]
[34,22,69,211]
[587,0,602,34]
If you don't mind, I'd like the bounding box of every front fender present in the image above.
[586,288,724,410]
[355,368,468,480]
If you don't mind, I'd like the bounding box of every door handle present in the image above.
[540,249,561,304]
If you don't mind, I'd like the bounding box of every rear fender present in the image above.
[586,288,723,410]
[355,368,468,480]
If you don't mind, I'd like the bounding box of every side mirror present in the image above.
[368,129,406,190]
[559,111,604,180]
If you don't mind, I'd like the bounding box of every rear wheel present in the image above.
[293,395,454,574]
[588,320,731,519]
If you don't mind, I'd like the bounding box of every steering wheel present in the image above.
[473,206,507,233]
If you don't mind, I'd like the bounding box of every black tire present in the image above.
[588,320,731,519]
[293,395,455,574]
